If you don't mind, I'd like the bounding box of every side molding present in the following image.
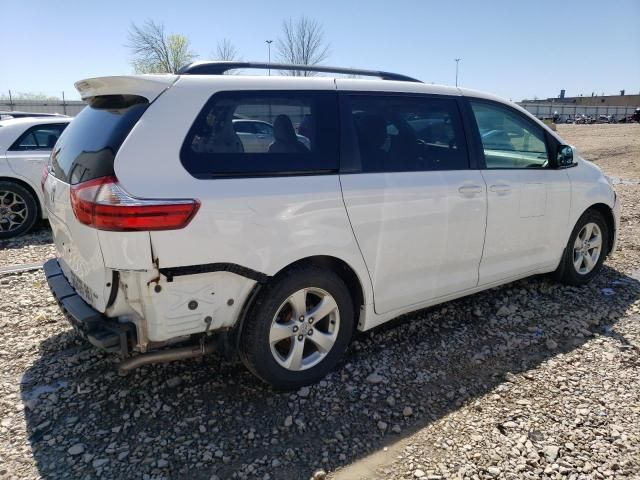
[159,262,270,283]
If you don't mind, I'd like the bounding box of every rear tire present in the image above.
[0,181,39,239]
[554,209,609,286]
[239,265,354,390]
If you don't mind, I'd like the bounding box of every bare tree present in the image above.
[276,17,330,76]
[214,38,240,61]
[127,20,197,73]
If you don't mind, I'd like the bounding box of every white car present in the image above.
[42,62,619,389]
[0,117,70,238]
[232,119,311,152]
[0,111,67,121]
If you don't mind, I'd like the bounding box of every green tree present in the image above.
[127,20,197,73]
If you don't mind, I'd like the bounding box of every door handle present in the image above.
[458,185,484,196]
[489,184,511,194]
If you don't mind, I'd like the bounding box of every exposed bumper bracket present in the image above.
[44,258,135,357]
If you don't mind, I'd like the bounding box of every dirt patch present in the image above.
[557,123,640,179]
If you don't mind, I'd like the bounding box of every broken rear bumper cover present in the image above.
[43,258,135,357]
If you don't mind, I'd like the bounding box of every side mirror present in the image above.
[557,145,574,167]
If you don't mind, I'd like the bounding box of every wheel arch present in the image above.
[225,255,367,357]
[0,175,43,219]
[271,255,366,330]
[583,203,615,255]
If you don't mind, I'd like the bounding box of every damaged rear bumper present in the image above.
[43,258,135,357]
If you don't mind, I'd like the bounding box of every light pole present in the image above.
[455,58,461,87]
[266,40,273,75]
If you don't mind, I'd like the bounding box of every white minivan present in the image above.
[43,62,619,389]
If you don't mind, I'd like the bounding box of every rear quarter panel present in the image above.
[0,124,46,218]
[112,76,374,306]
[4,153,47,219]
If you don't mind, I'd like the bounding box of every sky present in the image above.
[1,0,639,101]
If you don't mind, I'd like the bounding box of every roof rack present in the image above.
[177,61,422,83]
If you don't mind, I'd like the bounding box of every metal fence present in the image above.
[2,98,638,122]
[0,99,85,116]
[518,102,637,122]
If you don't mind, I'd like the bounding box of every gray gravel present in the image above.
[1,258,638,479]
[0,223,54,267]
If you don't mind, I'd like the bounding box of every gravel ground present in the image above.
[0,223,54,268]
[558,124,640,180]
[0,124,638,480]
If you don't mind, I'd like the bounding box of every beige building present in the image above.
[522,91,640,108]
[572,94,640,107]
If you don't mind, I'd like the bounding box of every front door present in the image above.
[338,91,487,315]
[468,100,571,285]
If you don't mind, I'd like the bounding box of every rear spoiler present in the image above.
[74,75,178,102]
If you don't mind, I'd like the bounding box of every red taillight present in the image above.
[41,166,49,192]
[70,176,200,231]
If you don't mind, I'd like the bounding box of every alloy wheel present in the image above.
[0,190,28,233]
[573,222,602,275]
[269,287,340,371]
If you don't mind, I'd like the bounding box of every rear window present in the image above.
[50,95,148,184]
[180,91,339,178]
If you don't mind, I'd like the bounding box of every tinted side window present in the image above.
[346,95,468,172]
[10,124,67,151]
[180,91,339,178]
[470,101,548,169]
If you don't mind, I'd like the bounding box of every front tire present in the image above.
[239,265,354,390]
[555,209,609,286]
[0,181,39,239]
